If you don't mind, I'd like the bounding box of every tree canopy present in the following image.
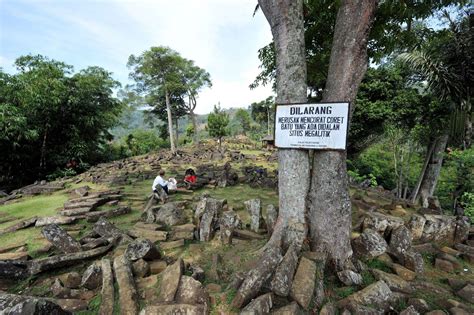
[0,55,122,189]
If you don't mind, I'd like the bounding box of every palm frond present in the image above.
[398,51,462,102]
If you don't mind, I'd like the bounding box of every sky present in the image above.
[0,0,274,114]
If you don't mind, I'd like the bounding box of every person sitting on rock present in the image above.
[184,168,197,185]
[153,170,169,195]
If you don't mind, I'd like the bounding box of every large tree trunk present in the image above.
[259,0,309,250]
[165,89,176,154]
[308,0,377,269]
[418,134,449,208]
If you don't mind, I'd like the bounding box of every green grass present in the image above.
[334,286,356,299]
[0,192,69,253]
[0,193,68,228]
[366,258,392,273]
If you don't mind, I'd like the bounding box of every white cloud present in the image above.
[1,0,274,113]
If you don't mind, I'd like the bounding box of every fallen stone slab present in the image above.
[93,217,133,243]
[271,243,299,296]
[241,293,273,314]
[0,261,30,279]
[133,222,163,231]
[0,293,70,314]
[232,246,282,309]
[157,258,184,303]
[160,239,185,250]
[28,244,112,275]
[35,216,76,227]
[128,228,167,242]
[0,252,29,261]
[81,263,102,290]
[290,257,317,309]
[100,258,114,315]
[371,269,413,293]
[139,304,206,315]
[0,243,27,254]
[0,217,38,235]
[338,280,393,310]
[42,224,82,254]
[233,229,266,240]
[81,237,110,250]
[113,255,139,315]
[60,207,94,217]
[48,298,88,313]
[85,206,131,222]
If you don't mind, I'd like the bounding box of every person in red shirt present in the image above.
[184,168,197,187]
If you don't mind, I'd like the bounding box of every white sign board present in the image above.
[275,102,349,150]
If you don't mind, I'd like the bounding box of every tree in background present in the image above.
[182,60,212,142]
[234,108,252,136]
[399,10,473,207]
[206,105,229,150]
[250,96,274,136]
[0,55,122,189]
[128,46,186,154]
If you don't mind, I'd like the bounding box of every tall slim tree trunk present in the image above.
[308,0,377,269]
[418,134,449,207]
[267,106,271,136]
[165,89,176,154]
[174,118,179,147]
[259,0,309,250]
[190,109,197,142]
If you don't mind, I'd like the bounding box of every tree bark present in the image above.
[308,0,377,269]
[258,0,309,250]
[190,94,198,142]
[418,134,449,208]
[174,117,179,148]
[410,140,435,203]
[165,88,176,154]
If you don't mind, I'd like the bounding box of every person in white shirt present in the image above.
[152,170,169,194]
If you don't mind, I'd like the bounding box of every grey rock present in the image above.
[81,263,102,290]
[338,270,363,286]
[352,228,387,259]
[241,293,273,315]
[175,275,209,306]
[124,238,160,261]
[244,199,263,233]
[132,259,150,278]
[41,224,82,254]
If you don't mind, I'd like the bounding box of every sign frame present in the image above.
[273,101,350,150]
